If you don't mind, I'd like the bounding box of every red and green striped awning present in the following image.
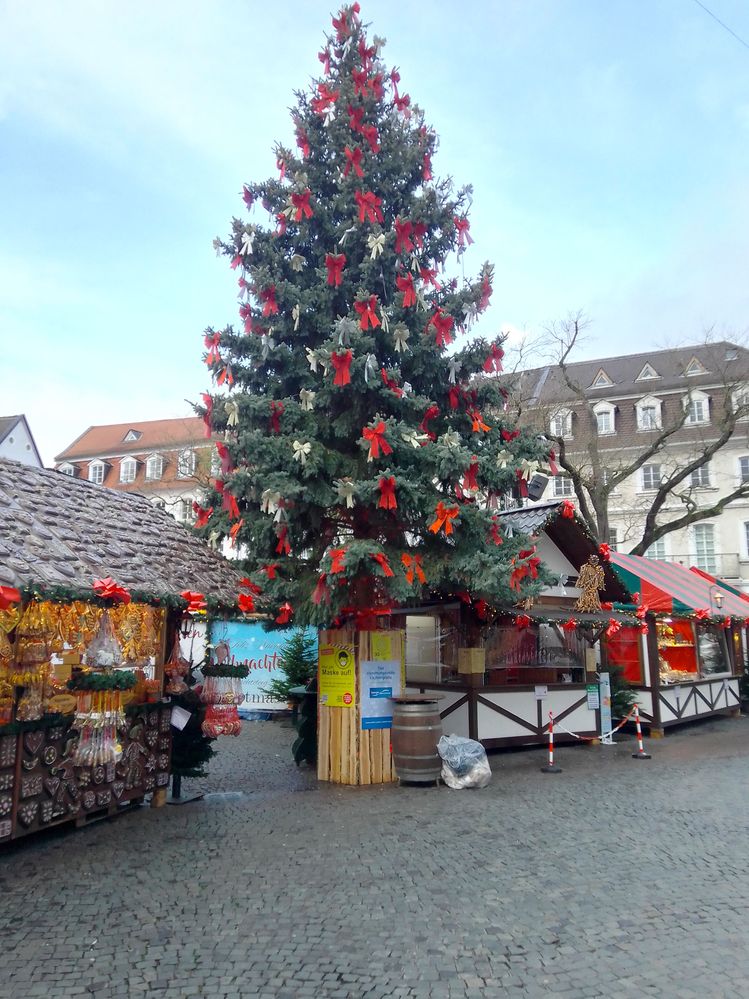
[610,552,749,619]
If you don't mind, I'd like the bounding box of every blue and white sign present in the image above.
[360,658,402,730]
[209,620,317,714]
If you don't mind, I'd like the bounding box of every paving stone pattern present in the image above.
[2,715,749,998]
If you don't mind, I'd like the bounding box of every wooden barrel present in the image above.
[391,697,443,783]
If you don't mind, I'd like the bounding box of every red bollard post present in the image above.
[541,710,562,773]
[631,704,651,760]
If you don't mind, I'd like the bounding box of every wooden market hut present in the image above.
[0,457,241,843]
[606,552,746,734]
[403,501,634,748]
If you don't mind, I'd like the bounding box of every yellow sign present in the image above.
[319,643,355,708]
[370,632,393,661]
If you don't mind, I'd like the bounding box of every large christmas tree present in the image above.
[196,3,553,628]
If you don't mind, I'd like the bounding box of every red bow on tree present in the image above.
[238,592,256,614]
[242,185,254,208]
[276,602,294,625]
[275,526,291,556]
[348,104,365,133]
[331,349,353,386]
[203,331,222,365]
[192,502,213,528]
[454,216,474,247]
[361,123,380,154]
[215,442,233,476]
[200,392,213,437]
[394,218,414,254]
[401,553,426,585]
[501,428,520,443]
[560,499,575,519]
[269,400,284,433]
[239,578,263,596]
[429,309,454,348]
[229,519,244,547]
[411,220,427,248]
[222,488,240,521]
[422,151,432,181]
[483,344,504,373]
[370,552,394,577]
[325,253,347,286]
[344,145,364,178]
[275,213,287,236]
[381,368,403,398]
[0,586,21,611]
[419,265,441,289]
[318,47,330,74]
[605,618,621,638]
[260,285,278,317]
[469,409,491,433]
[479,274,493,312]
[216,365,233,388]
[515,614,532,629]
[394,92,411,114]
[598,543,612,562]
[548,449,559,475]
[363,421,392,460]
[180,591,206,613]
[311,82,339,115]
[358,35,376,71]
[238,302,253,333]
[291,190,313,221]
[396,273,416,308]
[352,68,369,97]
[378,476,397,510]
[369,73,384,100]
[354,295,380,330]
[355,190,384,223]
[490,516,503,546]
[462,457,479,492]
[448,386,462,410]
[92,577,131,605]
[312,573,331,606]
[276,156,285,180]
[419,404,440,440]
[262,564,279,580]
[329,548,347,573]
[296,127,310,159]
[429,502,460,536]
[332,2,359,40]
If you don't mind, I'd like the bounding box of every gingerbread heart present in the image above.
[44,777,61,799]
[24,731,44,756]
[111,781,125,800]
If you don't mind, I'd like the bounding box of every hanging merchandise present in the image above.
[200,663,248,737]
[83,611,124,668]
[574,555,606,613]
[67,671,137,766]
[164,634,190,695]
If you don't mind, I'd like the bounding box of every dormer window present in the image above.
[89,460,106,485]
[683,390,709,425]
[732,384,749,420]
[58,463,76,477]
[590,368,613,388]
[636,396,662,431]
[593,401,616,435]
[636,363,659,381]
[177,449,197,478]
[123,429,142,442]
[119,457,137,484]
[145,454,164,481]
[550,409,573,439]
[685,356,707,376]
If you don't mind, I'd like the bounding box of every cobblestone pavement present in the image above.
[3,714,749,999]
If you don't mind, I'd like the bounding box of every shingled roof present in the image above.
[0,458,242,602]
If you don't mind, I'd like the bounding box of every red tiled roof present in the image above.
[55,417,207,461]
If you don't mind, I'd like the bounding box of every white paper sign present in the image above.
[170,706,192,731]
[534,685,548,701]
[360,659,402,730]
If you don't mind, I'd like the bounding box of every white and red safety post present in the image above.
[541,709,562,773]
[631,704,651,760]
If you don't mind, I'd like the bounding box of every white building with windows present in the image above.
[54,417,214,525]
[515,341,749,592]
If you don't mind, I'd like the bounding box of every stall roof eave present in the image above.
[0,457,242,603]
[609,552,749,619]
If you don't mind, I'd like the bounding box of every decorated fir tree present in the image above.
[195,3,554,628]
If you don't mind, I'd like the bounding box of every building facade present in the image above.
[0,415,43,468]
[513,341,749,592]
[54,417,214,525]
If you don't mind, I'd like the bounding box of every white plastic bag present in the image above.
[437,734,492,789]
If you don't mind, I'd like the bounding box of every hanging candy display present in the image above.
[200,663,248,737]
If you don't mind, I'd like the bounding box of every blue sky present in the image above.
[1,0,748,463]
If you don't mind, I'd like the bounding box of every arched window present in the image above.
[88,460,106,485]
[120,457,137,484]
[593,401,616,435]
[145,454,163,481]
[683,390,709,425]
[636,396,662,431]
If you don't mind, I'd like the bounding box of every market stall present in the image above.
[404,502,634,747]
[0,458,241,842]
[606,552,747,733]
